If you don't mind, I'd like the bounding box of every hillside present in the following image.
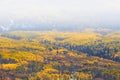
[0,31,120,80]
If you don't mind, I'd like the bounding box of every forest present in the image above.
[0,31,120,80]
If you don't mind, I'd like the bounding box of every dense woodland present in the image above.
[0,31,120,80]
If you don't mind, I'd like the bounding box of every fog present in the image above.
[0,0,120,31]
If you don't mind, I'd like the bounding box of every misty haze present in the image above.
[0,0,120,80]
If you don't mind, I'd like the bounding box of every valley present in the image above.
[0,31,120,80]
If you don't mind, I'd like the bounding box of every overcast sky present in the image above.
[0,0,120,27]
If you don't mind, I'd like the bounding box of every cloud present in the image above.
[0,0,120,27]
